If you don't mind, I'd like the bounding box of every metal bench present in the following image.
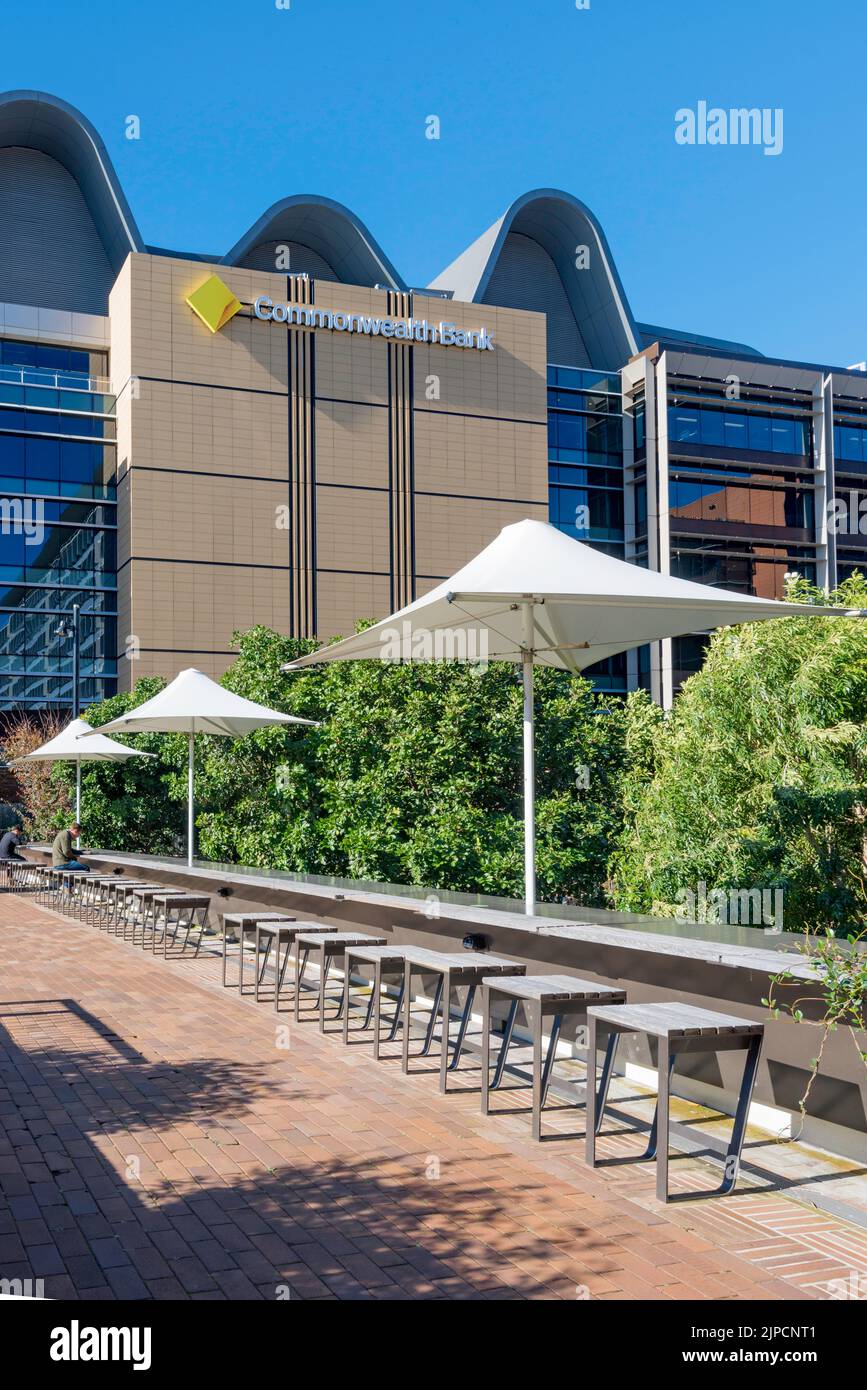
[253,920,332,1003]
[103,881,165,936]
[220,913,296,991]
[151,893,211,958]
[11,860,45,893]
[80,873,125,925]
[73,874,117,922]
[130,888,194,949]
[293,932,387,1031]
[31,864,60,904]
[401,950,527,1094]
[480,974,627,1140]
[585,1001,765,1202]
[0,858,20,892]
[341,944,412,1057]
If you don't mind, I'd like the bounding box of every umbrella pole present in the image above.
[187,732,194,868]
[75,759,81,846]
[522,607,536,916]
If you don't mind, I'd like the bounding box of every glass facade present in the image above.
[0,338,117,709]
[666,383,819,604]
[548,366,625,555]
[669,403,811,456]
[547,365,627,690]
[833,413,867,583]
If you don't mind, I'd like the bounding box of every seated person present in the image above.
[52,822,89,871]
[0,824,25,860]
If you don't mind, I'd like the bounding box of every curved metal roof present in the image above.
[428,188,640,367]
[0,89,143,272]
[0,92,766,370]
[223,193,406,289]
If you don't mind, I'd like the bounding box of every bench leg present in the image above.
[439,980,451,1093]
[386,978,405,1043]
[586,1021,623,1164]
[656,1038,672,1202]
[401,964,413,1073]
[342,953,355,1044]
[531,1000,544,1141]
[719,1034,762,1195]
[318,949,332,1031]
[644,1051,676,1161]
[360,978,377,1031]
[595,1032,619,1135]
[373,963,384,1059]
[447,985,476,1072]
[491,999,519,1091]
[421,977,443,1056]
[294,940,303,1021]
[256,932,274,1002]
[274,938,293,1012]
[481,986,491,1115]
[540,1014,562,1109]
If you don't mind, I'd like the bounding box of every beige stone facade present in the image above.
[109,255,548,686]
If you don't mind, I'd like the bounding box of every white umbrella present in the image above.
[83,667,317,866]
[285,518,866,915]
[9,716,155,828]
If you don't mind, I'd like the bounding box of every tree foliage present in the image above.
[66,629,648,905]
[611,574,867,935]
[2,712,73,838]
[23,574,867,934]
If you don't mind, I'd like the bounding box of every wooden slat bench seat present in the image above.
[480,974,627,1140]
[586,1001,765,1202]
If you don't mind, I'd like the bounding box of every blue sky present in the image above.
[5,0,865,366]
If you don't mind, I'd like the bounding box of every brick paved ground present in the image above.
[1,891,866,1301]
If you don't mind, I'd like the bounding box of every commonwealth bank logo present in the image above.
[185,274,242,333]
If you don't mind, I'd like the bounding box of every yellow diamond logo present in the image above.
[185,274,242,333]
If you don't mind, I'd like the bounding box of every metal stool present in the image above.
[254,921,332,1004]
[480,974,626,1140]
[221,913,295,990]
[586,1002,765,1202]
[342,944,410,1057]
[130,888,191,949]
[293,932,387,1031]
[400,950,527,1093]
[153,893,211,958]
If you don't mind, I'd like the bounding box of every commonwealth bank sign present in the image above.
[253,296,494,351]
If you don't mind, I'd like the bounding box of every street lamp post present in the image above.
[55,604,82,839]
[55,603,81,718]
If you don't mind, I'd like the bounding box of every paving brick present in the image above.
[1,891,864,1305]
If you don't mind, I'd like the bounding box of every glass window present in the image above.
[670,408,700,442]
[699,409,725,446]
[747,414,772,451]
[26,438,60,479]
[0,407,27,432]
[841,428,864,463]
[770,417,796,454]
[723,414,748,450]
[0,437,25,476]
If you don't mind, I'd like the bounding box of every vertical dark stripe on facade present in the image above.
[386,343,396,610]
[286,273,316,638]
[387,290,416,611]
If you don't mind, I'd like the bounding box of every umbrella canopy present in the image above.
[287,519,863,673]
[9,716,155,825]
[84,667,317,865]
[286,518,866,913]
